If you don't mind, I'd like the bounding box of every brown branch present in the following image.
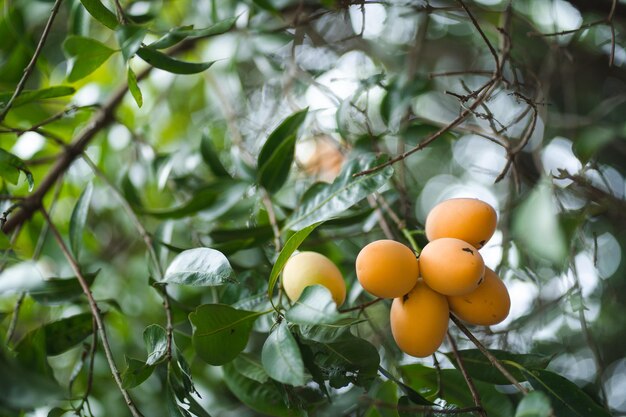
[447,332,487,417]
[0,0,64,123]
[338,297,383,313]
[457,0,500,72]
[41,207,144,417]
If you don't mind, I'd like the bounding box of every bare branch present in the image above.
[447,332,487,417]
[457,0,500,72]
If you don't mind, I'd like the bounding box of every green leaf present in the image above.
[515,391,553,417]
[121,357,155,389]
[0,86,75,108]
[257,108,308,193]
[285,153,393,231]
[513,179,568,266]
[261,321,307,386]
[69,182,93,259]
[520,368,611,417]
[189,304,267,365]
[298,317,362,343]
[150,17,239,49]
[136,46,214,74]
[143,324,167,366]
[200,133,230,178]
[573,126,614,164]
[115,25,146,60]
[127,65,143,107]
[222,363,306,417]
[378,366,432,406]
[285,285,348,325]
[28,271,98,305]
[163,247,235,286]
[64,36,116,82]
[443,349,551,385]
[15,313,94,356]
[47,408,70,417]
[267,222,322,300]
[0,148,34,190]
[140,181,247,219]
[79,0,118,29]
[365,380,400,417]
[233,353,269,383]
[166,381,191,417]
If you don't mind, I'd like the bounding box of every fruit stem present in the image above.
[401,228,421,254]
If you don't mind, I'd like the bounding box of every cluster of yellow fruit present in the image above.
[357,198,510,357]
[280,198,510,359]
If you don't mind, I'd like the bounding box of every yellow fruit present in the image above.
[390,279,449,357]
[419,238,485,296]
[356,240,419,298]
[448,267,510,325]
[425,198,497,249]
[282,251,346,306]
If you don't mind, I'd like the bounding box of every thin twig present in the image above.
[0,0,64,122]
[262,190,282,253]
[457,0,500,72]
[41,208,145,417]
[447,332,487,417]
[338,297,383,313]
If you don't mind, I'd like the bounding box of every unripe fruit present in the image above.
[448,267,510,326]
[419,238,485,296]
[356,240,419,298]
[425,198,497,249]
[390,279,449,357]
[282,252,346,306]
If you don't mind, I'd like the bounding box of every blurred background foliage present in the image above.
[1,0,626,416]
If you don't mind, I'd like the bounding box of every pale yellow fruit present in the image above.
[356,240,419,298]
[390,279,449,357]
[282,251,346,306]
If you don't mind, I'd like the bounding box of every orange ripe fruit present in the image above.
[282,252,346,306]
[425,198,497,249]
[356,240,419,298]
[419,238,485,296]
[448,267,510,326]
[390,279,449,357]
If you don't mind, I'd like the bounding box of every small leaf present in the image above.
[28,271,98,305]
[200,133,230,178]
[0,148,34,190]
[0,86,75,108]
[127,65,143,107]
[116,25,146,60]
[47,408,70,417]
[69,182,93,259]
[189,304,267,365]
[285,153,393,231]
[136,46,214,75]
[163,248,234,286]
[261,321,307,386]
[15,313,94,356]
[257,108,308,193]
[121,357,155,389]
[285,285,348,325]
[64,36,116,82]
[267,222,322,299]
[150,17,238,49]
[143,324,167,366]
[515,391,552,417]
[79,0,118,29]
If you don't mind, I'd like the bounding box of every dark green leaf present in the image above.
[520,368,611,417]
[378,366,432,406]
[0,351,61,410]
[200,133,230,178]
[285,285,348,325]
[127,65,143,107]
[136,46,214,74]
[143,324,167,365]
[298,317,362,342]
[261,321,307,386]
[140,181,247,219]
[121,357,155,389]
[515,391,553,417]
[69,182,93,259]
[150,17,238,49]
[444,349,551,385]
[209,224,273,244]
[257,108,308,193]
[79,0,118,29]
[233,353,269,383]
[365,380,400,417]
[116,25,146,60]
[15,313,94,356]
[223,363,306,417]
[64,36,116,82]
[285,154,393,231]
[573,126,614,164]
[28,271,98,305]
[0,86,75,108]
[189,304,268,365]
[163,247,235,286]
[252,0,279,13]
[267,222,322,299]
[47,408,70,417]
[0,148,34,190]
[166,382,191,417]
